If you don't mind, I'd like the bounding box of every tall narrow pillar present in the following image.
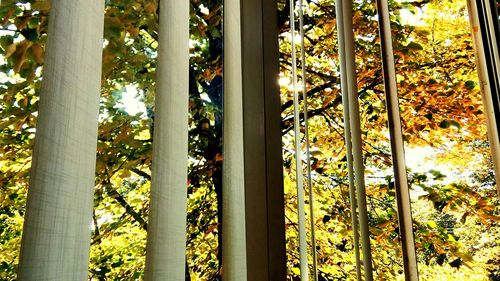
[375,0,419,279]
[335,0,362,279]
[467,0,500,197]
[223,0,286,280]
[336,1,374,280]
[17,0,105,280]
[144,0,190,280]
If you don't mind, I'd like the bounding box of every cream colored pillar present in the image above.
[144,0,190,280]
[222,0,248,279]
[17,0,104,280]
[335,0,362,279]
[338,1,374,280]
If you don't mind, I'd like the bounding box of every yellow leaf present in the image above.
[428,221,437,228]
[120,169,131,179]
[447,234,456,242]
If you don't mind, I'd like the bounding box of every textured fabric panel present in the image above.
[222,0,249,280]
[17,0,104,280]
[144,0,190,279]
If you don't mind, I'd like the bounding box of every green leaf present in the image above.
[406,42,424,50]
[465,80,476,90]
[450,120,461,129]
[439,120,450,128]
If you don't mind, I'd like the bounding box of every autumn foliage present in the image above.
[0,0,499,280]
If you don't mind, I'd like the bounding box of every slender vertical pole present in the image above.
[223,0,286,280]
[340,1,375,280]
[374,0,419,280]
[298,1,319,280]
[223,0,248,279]
[475,0,500,129]
[17,0,104,279]
[467,0,500,198]
[261,0,288,279]
[290,0,310,279]
[335,1,362,280]
[144,0,189,280]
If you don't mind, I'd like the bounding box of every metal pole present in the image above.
[144,0,190,279]
[342,0,374,280]
[374,0,419,280]
[335,0,362,279]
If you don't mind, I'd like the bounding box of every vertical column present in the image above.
[475,0,500,129]
[467,0,500,198]
[17,0,104,280]
[223,0,286,280]
[289,0,310,279]
[337,1,375,280]
[144,0,189,280]
[261,1,288,279]
[223,0,248,278]
[375,0,419,280]
[335,1,362,280]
